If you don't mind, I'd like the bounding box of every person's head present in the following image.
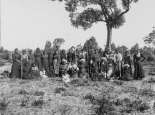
[28,49,33,54]
[14,48,19,53]
[125,51,129,56]
[22,49,27,54]
[43,50,47,55]
[134,50,139,55]
[61,49,66,54]
[115,50,119,54]
[36,48,42,54]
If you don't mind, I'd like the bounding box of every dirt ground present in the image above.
[0,66,155,115]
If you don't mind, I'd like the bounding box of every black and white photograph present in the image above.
[0,0,155,114]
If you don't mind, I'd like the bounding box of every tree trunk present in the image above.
[105,24,112,52]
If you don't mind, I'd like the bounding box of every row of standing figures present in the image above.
[10,48,145,82]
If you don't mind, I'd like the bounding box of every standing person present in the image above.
[114,50,123,79]
[48,47,55,77]
[53,46,61,77]
[42,50,50,76]
[34,48,42,71]
[100,57,109,79]
[60,49,67,61]
[59,59,68,77]
[21,50,31,79]
[87,49,98,81]
[28,49,35,66]
[78,59,89,79]
[10,48,21,78]
[122,51,133,80]
[67,46,76,64]
[133,50,145,80]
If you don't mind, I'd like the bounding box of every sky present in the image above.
[1,0,155,50]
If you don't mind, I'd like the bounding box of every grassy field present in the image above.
[0,66,155,115]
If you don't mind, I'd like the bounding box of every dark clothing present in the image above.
[28,54,35,65]
[60,51,67,61]
[53,50,61,76]
[133,54,145,79]
[100,59,109,78]
[34,52,42,70]
[10,53,21,78]
[22,60,31,79]
[123,55,132,75]
[42,53,50,75]
[67,52,76,63]
[59,63,68,76]
[49,49,54,76]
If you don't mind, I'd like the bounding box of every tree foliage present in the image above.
[51,0,138,51]
[53,38,65,48]
[83,36,99,51]
[144,29,155,46]
[52,0,138,29]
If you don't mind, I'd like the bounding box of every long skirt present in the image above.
[122,66,133,81]
[53,59,60,76]
[134,61,145,79]
[43,61,50,76]
[10,62,21,78]
[114,62,122,78]
[35,58,42,70]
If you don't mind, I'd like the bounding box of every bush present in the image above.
[96,96,115,115]
[31,97,44,108]
[19,89,29,95]
[83,94,95,103]
[54,87,66,94]
[147,56,155,62]
[34,91,45,96]
[139,88,155,97]
[0,98,9,111]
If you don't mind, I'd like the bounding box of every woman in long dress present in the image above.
[10,48,21,78]
[42,50,50,76]
[133,50,145,80]
[122,51,133,81]
[34,48,42,71]
[53,48,61,77]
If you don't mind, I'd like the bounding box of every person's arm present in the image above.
[140,54,145,62]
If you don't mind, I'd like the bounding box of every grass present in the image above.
[120,99,150,113]
[0,66,153,115]
[57,104,72,115]
[0,98,9,111]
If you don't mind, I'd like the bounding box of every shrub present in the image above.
[31,97,44,108]
[139,88,155,97]
[147,56,155,62]
[83,94,95,103]
[34,91,45,96]
[0,98,9,111]
[54,87,66,94]
[95,96,115,115]
[19,89,29,95]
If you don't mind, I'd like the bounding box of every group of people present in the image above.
[10,44,146,81]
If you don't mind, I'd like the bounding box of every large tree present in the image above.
[52,0,138,51]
